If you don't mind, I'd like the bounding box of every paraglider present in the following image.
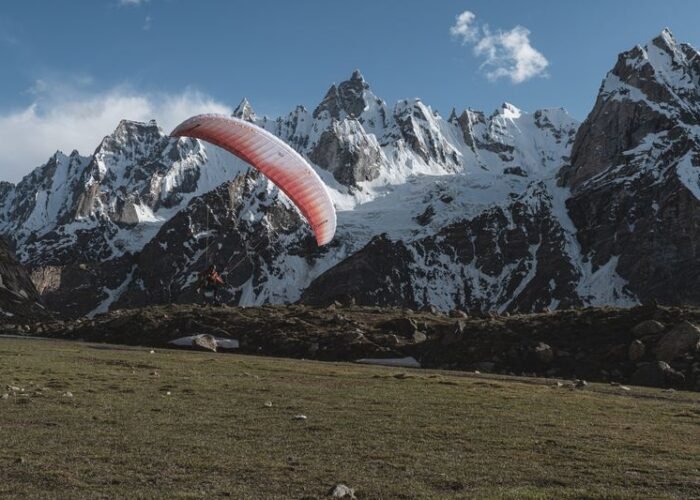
[197,264,225,305]
[170,114,336,246]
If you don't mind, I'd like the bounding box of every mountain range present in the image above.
[1,29,699,319]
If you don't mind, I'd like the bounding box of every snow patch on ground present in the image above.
[355,356,421,368]
[169,335,239,349]
[87,267,137,318]
[576,256,638,306]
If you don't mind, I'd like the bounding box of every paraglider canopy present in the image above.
[170,114,336,246]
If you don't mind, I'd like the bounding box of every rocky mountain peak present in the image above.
[93,120,168,168]
[560,30,700,190]
[313,70,373,120]
[110,119,162,144]
[652,30,698,66]
[89,120,168,178]
[651,28,681,58]
[606,29,700,108]
[233,98,257,122]
[533,108,578,132]
[447,107,458,123]
[349,69,365,83]
[495,102,523,120]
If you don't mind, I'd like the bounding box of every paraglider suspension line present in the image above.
[205,203,211,266]
[225,235,269,275]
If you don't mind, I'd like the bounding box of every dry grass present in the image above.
[1,338,699,499]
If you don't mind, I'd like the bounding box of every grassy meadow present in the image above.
[1,337,699,499]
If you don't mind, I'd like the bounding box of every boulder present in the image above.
[533,342,554,364]
[379,317,418,337]
[307,342,319,356]
[192,334,217,352]
[631,320,666,338]
[628,340,646,362]
[631,361,685,389]
[341,330,367,344]
[421,304,439,314]
[384,334,400,346]
[693,364,700,391]
[655,322,700,362]
[329,483,356,499]
[440,321,466,346]
[412,331,427,343]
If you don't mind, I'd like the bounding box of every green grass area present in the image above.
[1,338,699,499]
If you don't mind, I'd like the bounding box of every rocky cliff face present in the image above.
[309,119,383,186]
[3,31,700,318]
[0,239,49,321]
[559,29,700,306]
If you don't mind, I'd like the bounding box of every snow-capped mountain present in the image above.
[560,28,700,306]
[2,30,699,318]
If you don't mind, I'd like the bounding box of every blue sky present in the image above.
[1,0,699,181]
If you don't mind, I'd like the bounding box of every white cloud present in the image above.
[118,0,149,6]
[450,11,549,84]
[475,26,549,83]
[449,11,478,43]
[0,82,232,183]
[143,15,152,31]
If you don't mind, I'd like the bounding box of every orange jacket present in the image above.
[201,270,224,287]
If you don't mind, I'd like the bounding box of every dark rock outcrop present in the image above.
[631,361,685,389]
[0,239,49,322]
[303,234,416,308]
[655,321,700,362]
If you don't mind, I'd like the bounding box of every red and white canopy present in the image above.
[171,114,336,246]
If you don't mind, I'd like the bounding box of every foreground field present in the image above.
[1,338,699,499]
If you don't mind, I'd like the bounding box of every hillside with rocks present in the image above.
[0,30,699,319]
[6,302,700,391]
